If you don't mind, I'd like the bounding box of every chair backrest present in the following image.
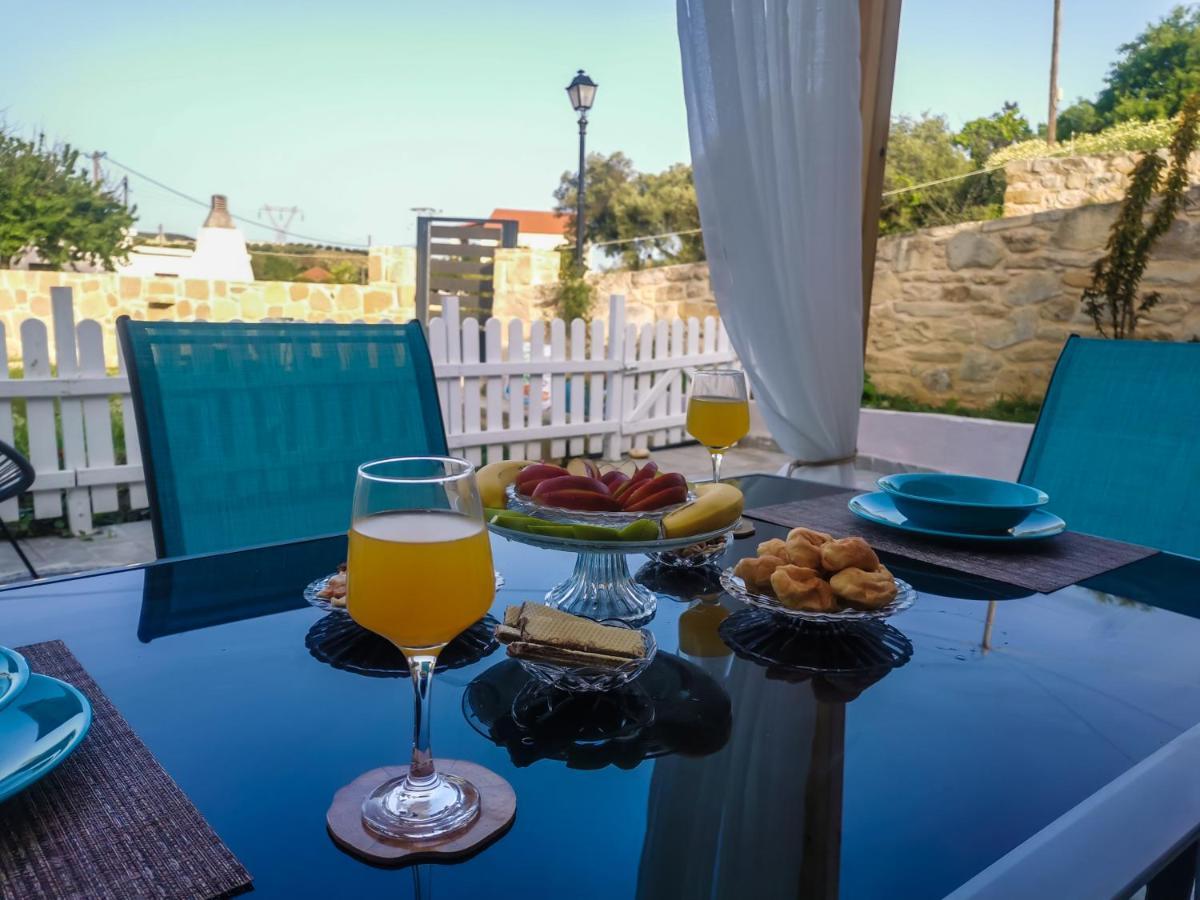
[119,318,448,559]
[1019,335,1200,558]
[0,439,35,503]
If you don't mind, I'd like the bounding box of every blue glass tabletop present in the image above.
[1,474,1199,899]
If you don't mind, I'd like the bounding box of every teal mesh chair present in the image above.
[118,319,448,559]
[1019,335,1200,558]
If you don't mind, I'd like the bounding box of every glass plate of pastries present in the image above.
[720,527,915,622]
[494,601,657,692]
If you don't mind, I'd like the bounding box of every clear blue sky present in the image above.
[1,0,1183,247]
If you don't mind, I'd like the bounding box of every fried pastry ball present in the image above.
[830,565,897,610]
[756,538,788,559]
[786,527,832,549]
[782,533,823,568]
[820,536,880,573]
[734,554,787,594]
[770,565,836,612]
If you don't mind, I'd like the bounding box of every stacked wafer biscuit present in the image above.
[496,602,647,669]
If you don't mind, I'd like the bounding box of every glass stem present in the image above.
[711,451,724,484]
[405,654,438,788]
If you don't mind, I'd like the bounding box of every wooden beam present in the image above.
[859,0,903,349]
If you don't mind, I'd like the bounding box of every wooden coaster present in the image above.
[731,518,756,539]
[326,760,516,866]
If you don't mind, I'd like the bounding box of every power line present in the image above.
[880,164,1005,198]
[102,155,368,249]
[591,227,703,248]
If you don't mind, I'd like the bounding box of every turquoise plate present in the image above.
[849,491,1066,542]
[0,647,30,713]
[0,674,92,803]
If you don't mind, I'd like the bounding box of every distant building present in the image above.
[120,195,254,281]
[487,208,569,251]
[297,266,333,283]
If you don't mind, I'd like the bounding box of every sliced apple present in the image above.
[624,483,688,512]
[514,463,569,495]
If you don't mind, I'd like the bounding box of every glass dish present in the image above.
[305,569,505,613]
[647,533,732,568]
[505,483,693,528]
[720,569,916,623]
[514,624,657,693]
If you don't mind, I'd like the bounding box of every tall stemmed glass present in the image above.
[686,369,749,484]
[348,457,496,840]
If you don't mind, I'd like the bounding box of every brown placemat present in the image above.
[745,490,1157,594]
[0,641,251,900]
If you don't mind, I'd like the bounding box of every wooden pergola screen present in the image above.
[859,0,903,348]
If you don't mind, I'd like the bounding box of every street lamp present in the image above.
[566,69,597,268]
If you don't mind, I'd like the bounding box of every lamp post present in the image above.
[566,69,597,268]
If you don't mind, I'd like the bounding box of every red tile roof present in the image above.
[488,208,570,237]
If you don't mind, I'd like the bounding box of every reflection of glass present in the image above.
[348,457,496,841]
[718,609,912,702]
[463,655,731,769]
[678,599,732,658]
[686,369,749,483]
[305,613,499,678]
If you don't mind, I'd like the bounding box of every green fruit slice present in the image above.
[489,513,540,532]
[570,524,623,541]
[527,524,578,538]
[619,519,661,542]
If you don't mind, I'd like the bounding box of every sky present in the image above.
[1,0,1184,247]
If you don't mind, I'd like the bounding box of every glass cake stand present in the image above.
[487,522,733,626]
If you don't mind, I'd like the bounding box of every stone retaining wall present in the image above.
[1003,151,1200,216]
[869,185,1200,404]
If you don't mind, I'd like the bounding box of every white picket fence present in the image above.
[4,289,737,533]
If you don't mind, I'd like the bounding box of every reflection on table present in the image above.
[463,654,731,770]
[638,607,914,900]
[306,614,499,677]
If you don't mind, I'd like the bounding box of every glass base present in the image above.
[546,549,659,625]
[362,772,480,841]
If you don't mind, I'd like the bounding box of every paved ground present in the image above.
[0,443,903,588]
[0,521,155,587]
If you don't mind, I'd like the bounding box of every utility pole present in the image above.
[90,151,105,186]
[258,205,304,244]
[1047,0,1062,144]
[120,176,129,209]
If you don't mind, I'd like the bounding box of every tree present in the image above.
[954,102,1033,164]
[1054,98,1103,139]
[1095,5,1200,125]
[0,130,135,269]
[554,153,704,268]
[1082,93,1200,338]
[880,114,974,234]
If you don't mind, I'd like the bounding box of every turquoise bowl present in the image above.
[877,473,1049,533]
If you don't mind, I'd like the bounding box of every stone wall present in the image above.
[1003,151,1200,216]
[869,186,1200,404]
[590,262,719,326]
[0,269,414,365]
[0,245,719,366]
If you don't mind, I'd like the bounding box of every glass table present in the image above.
[2,474,1199,899]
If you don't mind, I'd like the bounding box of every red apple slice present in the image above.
[531,475,609,498]
[514,463,569,494]
[533,489,622,511]
[624,484,689,512]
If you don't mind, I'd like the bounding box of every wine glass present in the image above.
[686,369,749,484]
[347,457,496,840]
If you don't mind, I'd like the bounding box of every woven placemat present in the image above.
[745,490,1157,594]
[0,641,251,900]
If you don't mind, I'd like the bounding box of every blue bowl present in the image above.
[876,473,1049,534]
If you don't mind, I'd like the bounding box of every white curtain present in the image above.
[677,0,863,463]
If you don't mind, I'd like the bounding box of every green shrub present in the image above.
[987,117,1177,167]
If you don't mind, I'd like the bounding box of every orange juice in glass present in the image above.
[348,511,493,650]
[687,370,749,483]
[346,457,496,841]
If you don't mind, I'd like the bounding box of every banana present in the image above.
[477,459,535,509]
[662,482,744,538]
